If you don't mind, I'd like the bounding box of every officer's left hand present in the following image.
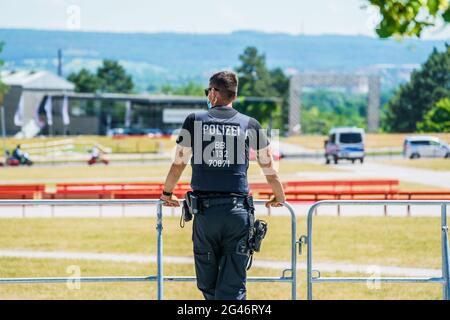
[160,194,180,207]
[265,196,284,208]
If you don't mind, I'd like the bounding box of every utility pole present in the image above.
[57,49,63,77]
[0,93,6,159]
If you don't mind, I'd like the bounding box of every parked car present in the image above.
[107,128,134,137]
[403,136,450,159]
[107,127,163,138]
[143,128,163,138]
[324,127,365,164]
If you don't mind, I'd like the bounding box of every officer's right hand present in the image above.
[160,194,180,207]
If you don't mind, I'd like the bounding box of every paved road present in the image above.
[279,142,403,160]
[297,158,450,189]
[279,141,450,189]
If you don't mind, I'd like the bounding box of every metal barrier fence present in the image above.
[301,200,450,300]
[0,199,298,300]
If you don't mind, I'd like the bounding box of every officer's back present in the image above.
[160,71,286,300]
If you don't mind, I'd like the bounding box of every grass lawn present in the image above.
[0,161,339,184]
[0,259,442,300]
[0,216,440,269]
[0,215,444,299]
[2,136,172,154]
[399,181,447,191]
[380,159,450,172]
[0,163,177,183]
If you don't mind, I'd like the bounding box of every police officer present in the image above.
[160,71,285,300]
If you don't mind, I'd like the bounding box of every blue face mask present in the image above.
[207,99,213,110]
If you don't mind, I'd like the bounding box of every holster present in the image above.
[237,196,267,260]
[245,195,268,253]
[251,219,268,252]
[180,191,197,228]
[238,195,268,270]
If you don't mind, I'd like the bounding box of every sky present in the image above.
[0,0,449,39]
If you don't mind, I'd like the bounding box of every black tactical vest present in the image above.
[190,108,251,193]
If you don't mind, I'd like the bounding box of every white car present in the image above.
[324,127,365,164]
[403,136,450,159]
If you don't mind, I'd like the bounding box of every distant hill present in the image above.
[0,28,447,91]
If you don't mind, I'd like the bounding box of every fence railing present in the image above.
[300,200,450,300]
[2,199,449,300]
[0,199,298,300]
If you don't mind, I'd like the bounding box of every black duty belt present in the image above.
[201,196,247,209]
[194,191,248,198]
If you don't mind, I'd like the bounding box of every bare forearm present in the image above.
[163,163,186,192]
[265,174,285,202]
[256,146,285,202]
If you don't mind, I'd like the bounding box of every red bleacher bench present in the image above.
[0,184,45,199]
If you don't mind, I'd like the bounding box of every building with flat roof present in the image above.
[1,70,280,137]
[44,93,280,136]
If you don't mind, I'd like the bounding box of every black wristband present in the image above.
[162,190,173,197]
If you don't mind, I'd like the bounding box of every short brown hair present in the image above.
[209,71,238,101]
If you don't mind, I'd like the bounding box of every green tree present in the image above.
[96,60,134,93]
[269,68,290,97]
[160,81,204,96]
[417,97,450,131]
[235,47,278,97]
[67,68,100,93]
[301,106,331,134]
[368,0,450,38]
[234,47,288,129]
[384,45,450,132]
[301,90,369,134]
[67,60,134,94]
[67,61,134,134]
